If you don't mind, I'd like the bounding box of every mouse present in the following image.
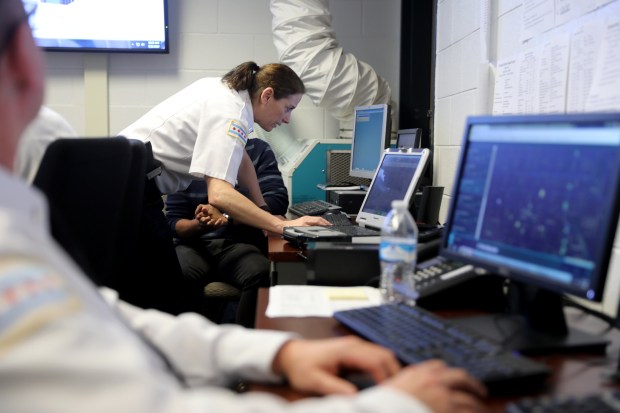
[340,372,377,390]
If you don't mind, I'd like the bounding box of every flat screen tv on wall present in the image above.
[22,0,169,53]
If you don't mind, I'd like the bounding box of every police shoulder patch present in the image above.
[0,260,81,354]
[227,119,248,146]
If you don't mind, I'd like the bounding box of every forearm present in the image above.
[207,177,285,234]
[99,288,293,387]
[174,218,203,238]
[237,151,267,207]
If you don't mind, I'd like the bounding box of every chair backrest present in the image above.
[34,137,196,314]
[33,137,142,287]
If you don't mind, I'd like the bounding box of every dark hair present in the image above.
[0,0,28,55]
[222,61,305,100]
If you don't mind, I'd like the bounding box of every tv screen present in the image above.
[22,0,169,53]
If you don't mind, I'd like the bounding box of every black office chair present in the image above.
[33,137,136,287]
[33,137,195,314]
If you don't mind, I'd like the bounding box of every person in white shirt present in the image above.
[119,61,329,235]
[119,62,332,315]
[14,105,78,183]
[0,1,487,412]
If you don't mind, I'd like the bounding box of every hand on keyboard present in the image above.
[334,304,551,395]
[283,215,331,230]
[272,335,487,413]
[385,360,488,413]
[272,336,400,395]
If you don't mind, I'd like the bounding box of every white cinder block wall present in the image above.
[434,0,533,222]
[434,0,485,223]
[434,0,620,318]
[41,0,401,141]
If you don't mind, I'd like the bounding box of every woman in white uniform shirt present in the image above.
[120,62,329,234]
[119,63,330,314]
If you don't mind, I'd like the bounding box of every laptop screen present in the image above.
[356,149,431,229]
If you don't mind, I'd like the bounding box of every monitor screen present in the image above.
[23,0,169,53]
[439,113,620,354]
[349,104,391,179]
[396,128,422,149]
[356,149,430,229]
[442,113,620,302]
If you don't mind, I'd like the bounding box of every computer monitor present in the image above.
[349,104,392,179]
[441,113,620,354]
[396,128,422,149]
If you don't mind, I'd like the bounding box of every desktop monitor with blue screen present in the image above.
[349,104,392,179]
[441,113,620,354]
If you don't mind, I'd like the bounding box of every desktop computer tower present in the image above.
[325,150,370,212]
[326,150,371,188]
[328,190,366,214]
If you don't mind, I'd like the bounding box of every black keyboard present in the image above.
[321,212,353,226]
[506,391,620,413]
[323,181,359,188]
[333,303,550,395]
[320,213,445,241]
[289,200,341,216]
[328,225,380,236]
[327,221,443,240]
[414,255,477,297]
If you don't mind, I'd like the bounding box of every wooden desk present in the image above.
[268,234,305,263]
[254,288,620,411]
[267,234,306,285]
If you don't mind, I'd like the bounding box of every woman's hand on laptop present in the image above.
[285,215,331,227]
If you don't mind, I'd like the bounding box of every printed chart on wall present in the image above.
[492,0,620,115]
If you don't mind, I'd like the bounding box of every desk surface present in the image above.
[255,288,620,411]
[267,234,305,262]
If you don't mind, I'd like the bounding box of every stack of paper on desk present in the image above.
[266,285,381,318]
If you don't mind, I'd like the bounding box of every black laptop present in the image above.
[283,149,431,245]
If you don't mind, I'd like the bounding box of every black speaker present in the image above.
[415,186,444,226]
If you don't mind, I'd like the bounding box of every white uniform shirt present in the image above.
[119,78,253,194]
[14,106,78,183]
[0,169,431,413]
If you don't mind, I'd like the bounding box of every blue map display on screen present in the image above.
[446,118,620,297]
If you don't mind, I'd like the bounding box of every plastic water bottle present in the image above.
[379,200,419,305]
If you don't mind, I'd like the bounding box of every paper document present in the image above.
[266,285,382,318]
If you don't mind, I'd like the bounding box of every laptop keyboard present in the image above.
[328,225,380,236]
[321,212,354,226]
[334,303,550,395]
[289,200,341,216]
[321,214,444,241]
